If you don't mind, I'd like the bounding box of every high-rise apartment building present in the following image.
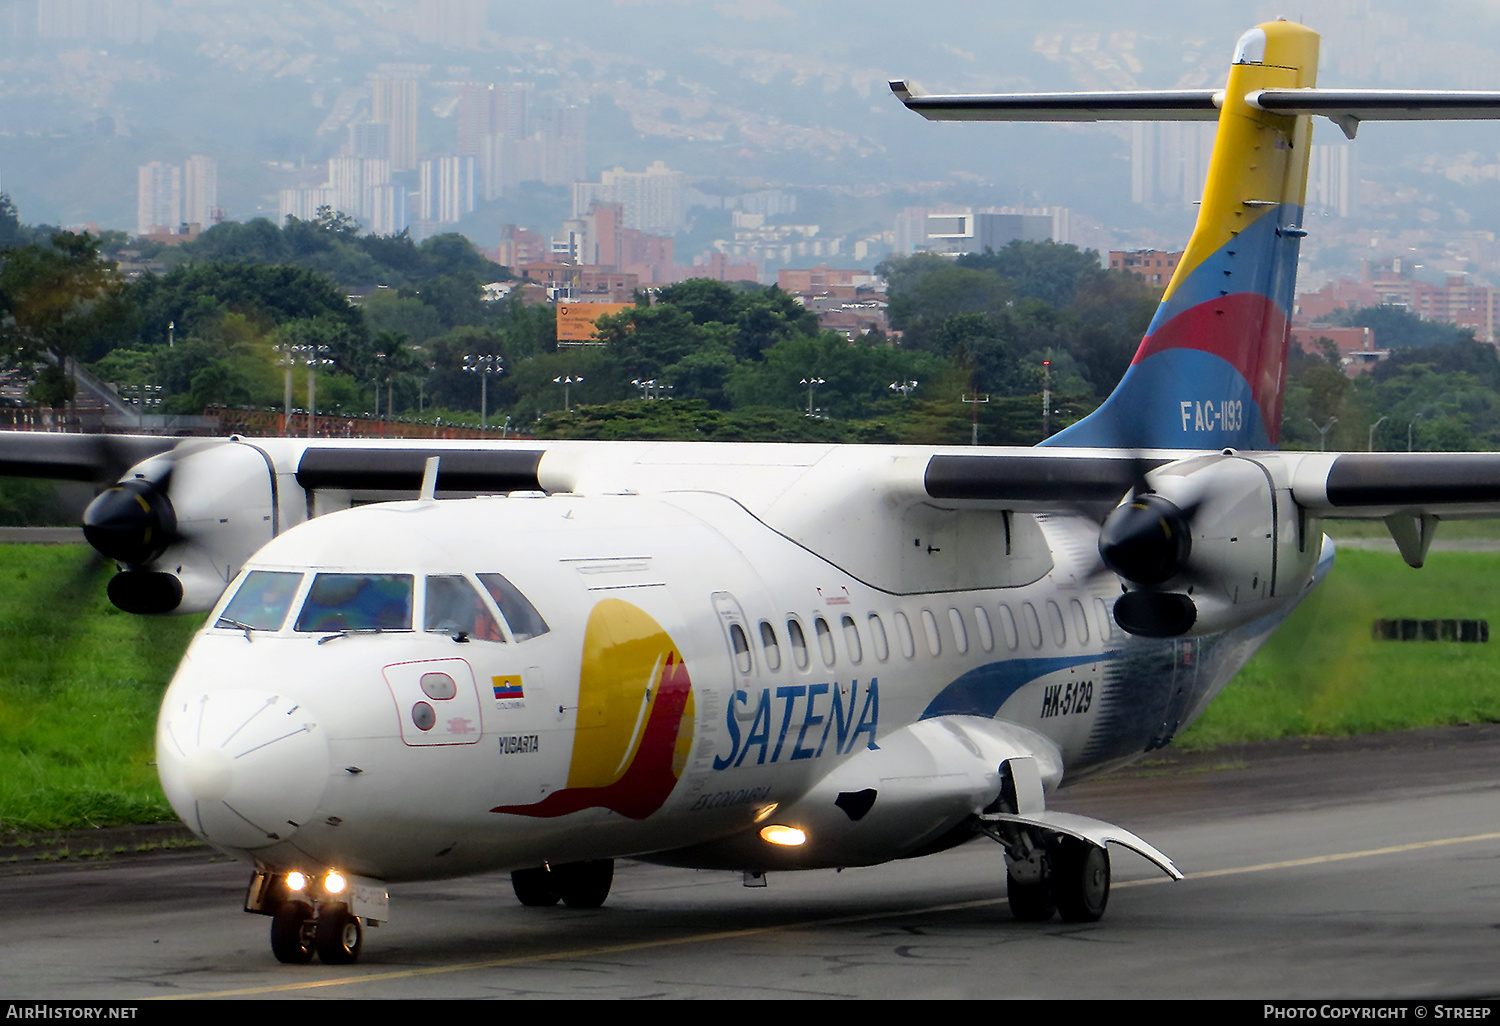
[183,155,218,228]
[419,155,476,225]
[136,161,181,236]
[372,77,419,172]
[573,161,686,236]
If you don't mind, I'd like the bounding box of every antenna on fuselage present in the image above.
[419,456,440,501]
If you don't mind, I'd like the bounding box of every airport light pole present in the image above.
[553,374,583,412]
[465,355,503,428]
[1368,415,1389,452]
[801,377,826,417]
[1408,412,1424,452]
[1309,415,1339,452]
[290,344,333,438]
[889,379,918,399]
[963,391,990,446]
[273,344,297,434]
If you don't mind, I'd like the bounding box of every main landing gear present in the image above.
[510,859,615,909]
[1003,835,1111,923]
[980,756,1179,924]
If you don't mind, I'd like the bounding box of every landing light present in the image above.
[760,825,807,847]
[286,871,307,891]
[324,871,347,894]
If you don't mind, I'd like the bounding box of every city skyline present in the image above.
[8,1,1500,289]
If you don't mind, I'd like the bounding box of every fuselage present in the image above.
[155,486,1330,885]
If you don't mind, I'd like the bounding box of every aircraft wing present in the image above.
[0,431,179,482]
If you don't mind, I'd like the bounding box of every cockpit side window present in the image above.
[294,574,413,633]
[476,573,550,642]
[218,571,302,631]
[425,575,505,642]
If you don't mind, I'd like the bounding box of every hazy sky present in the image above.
[6,0,1500,245]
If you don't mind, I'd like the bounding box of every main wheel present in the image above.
[314,904,363,965]
[552,859,614,909]
[511,867,561,907]
[270,900,315,964]
[1051,838,1110,923]
[1006,870,1056,922]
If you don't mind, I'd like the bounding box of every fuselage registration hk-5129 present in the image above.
[14,20,1500,966]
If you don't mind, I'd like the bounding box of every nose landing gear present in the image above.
[268,900,364,964]
[249,869,383,965]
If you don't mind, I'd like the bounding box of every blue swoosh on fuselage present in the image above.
[919,653,1104,721]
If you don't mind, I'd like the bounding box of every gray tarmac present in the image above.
[2,725,1499,1000]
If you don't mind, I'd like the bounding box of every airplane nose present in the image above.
[157,689,329,851]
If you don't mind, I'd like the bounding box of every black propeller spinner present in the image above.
[81,472,178,567]
[1097,483,1202,639]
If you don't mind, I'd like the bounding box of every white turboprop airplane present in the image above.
[8,20,1500,966]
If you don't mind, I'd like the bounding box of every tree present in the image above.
[0,232,131,370]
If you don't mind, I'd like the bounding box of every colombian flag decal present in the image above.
[492,675,524,701]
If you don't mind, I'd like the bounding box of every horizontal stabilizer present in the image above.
[889,82,1221,122]
[891,82,1500,139]
[1250,88,1500,138]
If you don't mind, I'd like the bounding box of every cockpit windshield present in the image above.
[214,568,549,642]
[294,574,414,633]
[477,573,550,641]
[425,574,504,641]
[216,570,302,631]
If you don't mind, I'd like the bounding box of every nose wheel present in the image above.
[269,900,364,964]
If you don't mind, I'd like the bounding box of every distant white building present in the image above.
[183,155,218,227]
[572,161,687,236]
[136,161,181,236]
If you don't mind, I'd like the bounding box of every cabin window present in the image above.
[1022,602,1044,649]
[868,614,890,662]
[921,609,942,657]
[425,575,504,641]
[477,573,550,642]
[948,608,969,655]
[217,571,302,632]
[729,622,753,674]
[998,603,1020,650]
[1047,600,1067,648]
[787,618,810,670]
[815,616,836,667]
[295,574,413,633]
[974,607,995,652]
[1094,597,1114,640]
[894,611,916,660]
[1070,598,1090,644]
[759,621,782,672]
[842,615,863,664]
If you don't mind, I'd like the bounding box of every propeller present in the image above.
[81,462,178,567]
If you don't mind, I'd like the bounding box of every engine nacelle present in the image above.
[85,440,279,614]
[1102,453,1315,638]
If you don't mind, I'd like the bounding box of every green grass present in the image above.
[1179,547,1500,747]
[1,543,1499,830]
[0,546,198,831]
[1323,518,1500,540]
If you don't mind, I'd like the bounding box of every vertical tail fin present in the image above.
[1044,22,1319,450]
